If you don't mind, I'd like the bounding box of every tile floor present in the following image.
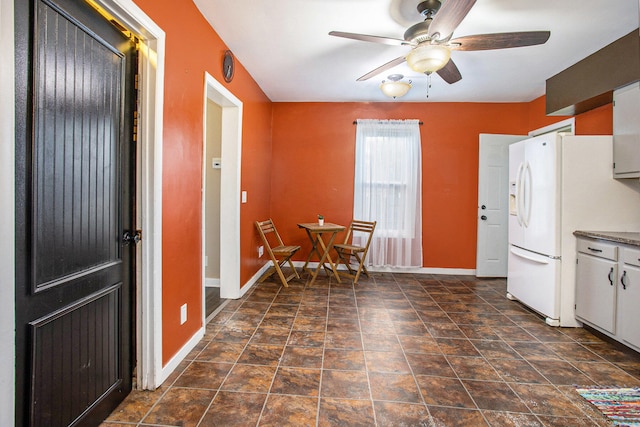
[103,271,640,426]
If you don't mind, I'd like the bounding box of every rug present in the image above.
[576,387,640,426]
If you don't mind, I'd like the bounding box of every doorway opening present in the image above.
[201,72,243,326]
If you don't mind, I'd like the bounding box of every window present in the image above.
[354,119,422,267]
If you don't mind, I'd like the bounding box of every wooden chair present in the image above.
[255,219,301,287]
[333,220,376,284]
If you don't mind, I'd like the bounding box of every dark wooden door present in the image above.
[14,0,137,425]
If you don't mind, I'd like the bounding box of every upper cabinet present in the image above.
[613,81,640,178]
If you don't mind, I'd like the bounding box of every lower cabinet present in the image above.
[618,248,640,349]
[575,237,640,352]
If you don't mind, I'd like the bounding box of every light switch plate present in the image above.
[180,304,187,325]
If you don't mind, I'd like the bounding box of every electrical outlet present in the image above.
[180,303,187,325]
[241,191,247,203]
[258,246,264,257]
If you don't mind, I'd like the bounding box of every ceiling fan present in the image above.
[329,0,550,84]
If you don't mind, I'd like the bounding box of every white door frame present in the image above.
[90,0,166,391]
[202,72,243,305]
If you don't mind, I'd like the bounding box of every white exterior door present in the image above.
[476,134,525,277]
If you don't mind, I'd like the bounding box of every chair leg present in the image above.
[273,262,290,287]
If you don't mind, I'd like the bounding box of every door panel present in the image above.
[15,0,137,425]
[476,134,524,277]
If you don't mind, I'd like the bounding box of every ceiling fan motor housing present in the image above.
[417,0,441,17]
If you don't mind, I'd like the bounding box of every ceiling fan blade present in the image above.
[428,0,477,40]
[436,59,462,84]
[357,56,407,81]
[449,31,551,51]
[329,31,411,46]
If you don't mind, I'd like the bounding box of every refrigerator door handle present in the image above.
[523,161,532,228]
[510,246,550,265]
[516,162,525,226]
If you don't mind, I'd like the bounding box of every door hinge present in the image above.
[122,230,142,246]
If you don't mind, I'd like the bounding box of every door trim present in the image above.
[88,0,167,391]
[202,72,243,302]
[0,0,16,424]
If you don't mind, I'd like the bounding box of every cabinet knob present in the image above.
[481,215,487,221]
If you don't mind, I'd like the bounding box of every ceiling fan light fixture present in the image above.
[406,43,451,73]
[380,74,412,98]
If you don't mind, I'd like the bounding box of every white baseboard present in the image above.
[238,262,272,298]
[291,261,475,277]
[158,326,204,387]
[205,278,220,287]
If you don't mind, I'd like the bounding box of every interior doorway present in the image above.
[204,99,223,318]
[201,72,243,326]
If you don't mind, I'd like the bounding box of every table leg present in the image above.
[308,231,342,286]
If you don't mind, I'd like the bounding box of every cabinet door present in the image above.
[618,264,640,349]
[613,82,640,178]
[575,253,617,333]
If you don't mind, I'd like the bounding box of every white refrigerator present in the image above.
[507,131,640,327]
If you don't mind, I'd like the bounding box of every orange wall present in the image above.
[270,98,613,270]
[133,0,272,365]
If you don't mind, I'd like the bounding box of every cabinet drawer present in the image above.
[623,247,640,267]
[577,239,618,261]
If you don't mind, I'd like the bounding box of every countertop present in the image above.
[574,230,640,247]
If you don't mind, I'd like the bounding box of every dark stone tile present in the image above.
[328,305,358,319]
[142,387,215,427]
[173,361,232,389]
[250,326,290,346]
[582,342,640,363]
[510,383,586,417]
[359,320,396,335]
[196,341,245,363]
[427,323,466,338]
[373,401,431,426]
[482,410,543,426]
[416,375,475,408]
[405,353,455,377]
[508,341,563,361]
[522,325,574,343]
[447,356,502,381]
[292,316,326,331]
[362,333,401,351]
[462,379,530,413]
[326,317,360,332]
[365,350,411,373]
[318,398,375,427]
[280,346,324,368]
[323,349,366,371]
[528,360,592,385]
[200,392,266,426]
[259,394,318,426]
[220,364,276,393]
[488,359,549,384]
[436,338,481,357]
[260,314,296,330]
[287,330,326,348]
[427,406,489,427]
[105,389,164,423]
[212,325,255,344]
[368,372,421,403]
[297,304,328,317]
[325,331,363,350]
[472,340,521,359]
[237,344,284,366]
[492,325,537,341]
[572,361,640,386]
[546,342,605,362]
[398,335,441,354]
[393,320,428,335]
[270,367,321,396]
[536,415,609,427]
[321,370,370,399]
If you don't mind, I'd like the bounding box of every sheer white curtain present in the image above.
[353,119,422,268]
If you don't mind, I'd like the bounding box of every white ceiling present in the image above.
[194,0,639,103]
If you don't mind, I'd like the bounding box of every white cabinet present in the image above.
[575,240,617,334]
[575,236,640,352]
[613,82,640,178]
[618,247,640,349]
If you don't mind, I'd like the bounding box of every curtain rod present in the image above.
[353,120,423,125]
